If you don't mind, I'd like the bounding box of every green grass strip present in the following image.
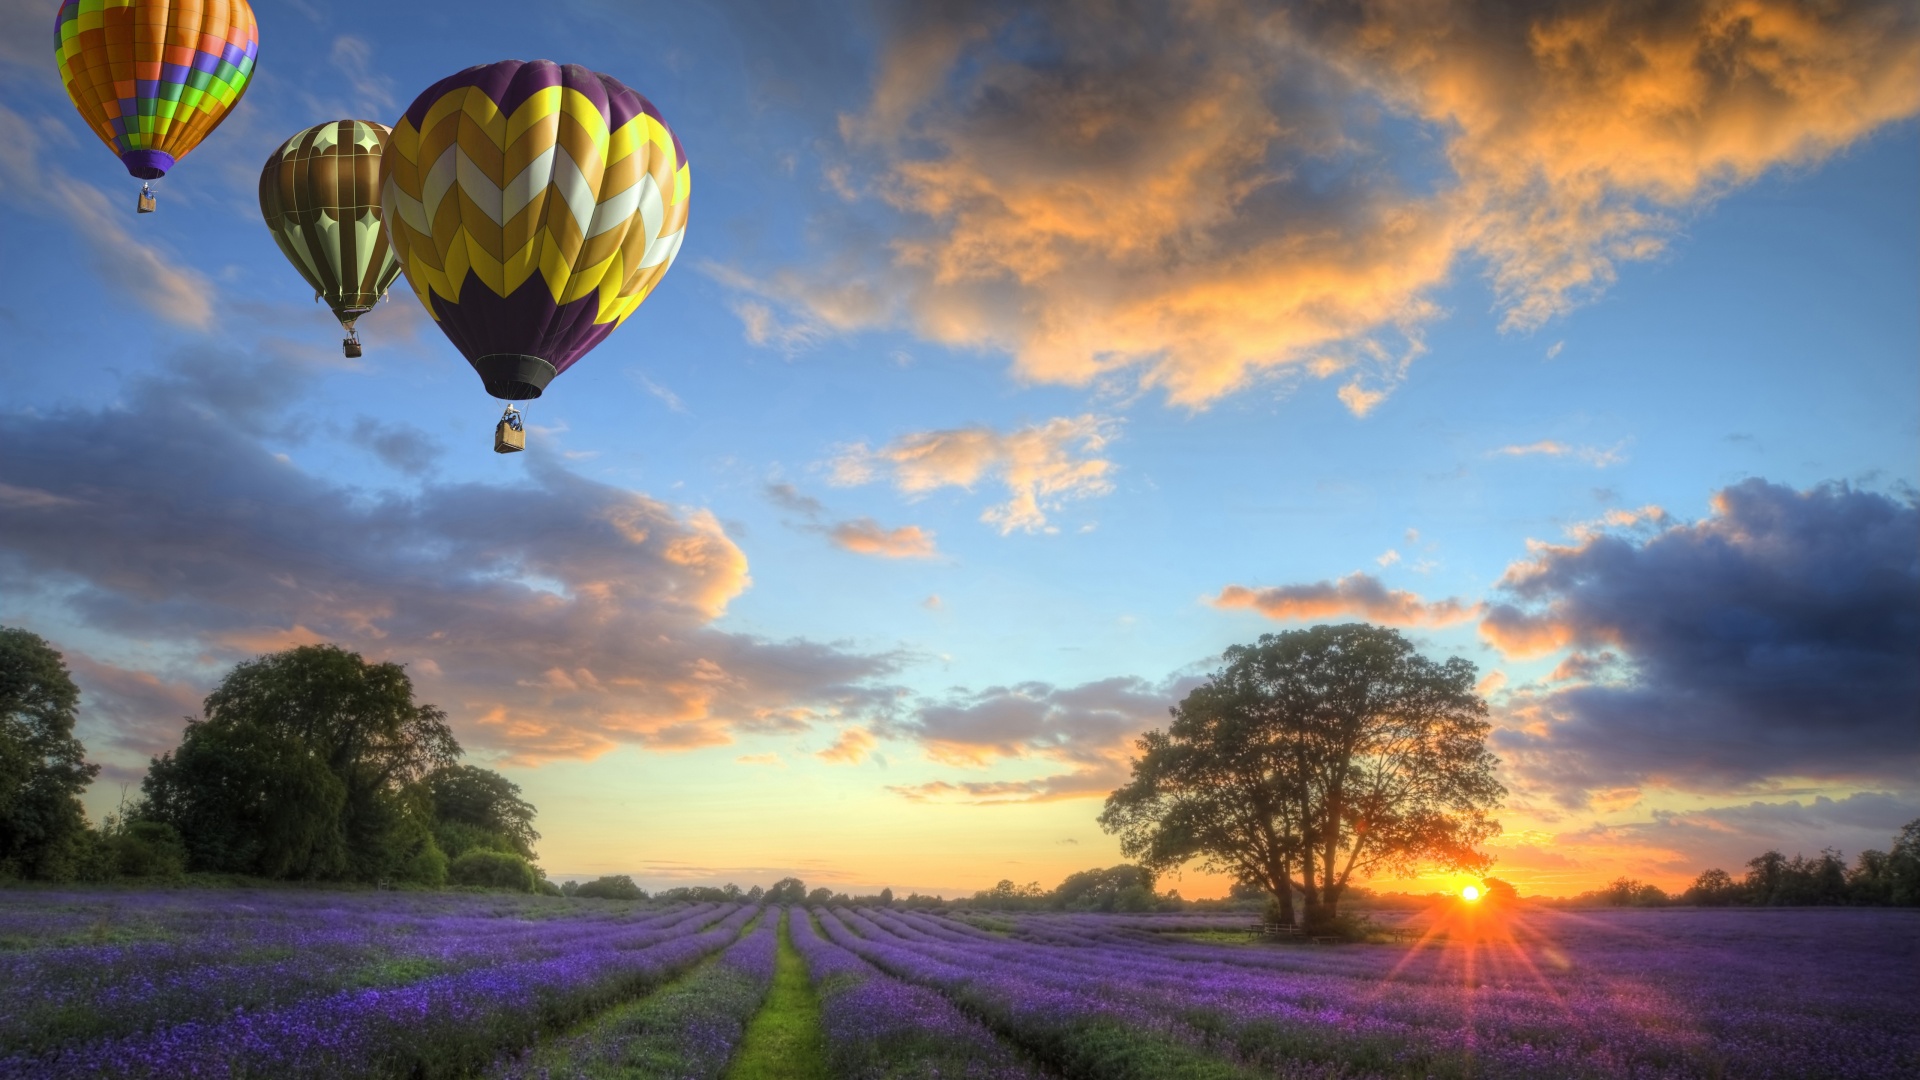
[723,910,830,1080]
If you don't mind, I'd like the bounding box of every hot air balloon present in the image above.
[259,121,403,358]
[54,0,259,213]
[382,59,689,453]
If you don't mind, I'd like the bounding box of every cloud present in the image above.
[0,355,901,767]
[1213,572,1481,627]
[817,726,877,764]
[326,36,397,116]
[1492,440,1626,467]
[0,104,215,329]
[1481,479,1920,802]
[828,519,938,559]
[1552,793,1920,881]
[765,482,828,518]
[718,0,1920,410]
[349,417,442,476]
[831,415,1117,534]
[634,374,689,414]
[764,483,937,558]
[881,674,1198,803]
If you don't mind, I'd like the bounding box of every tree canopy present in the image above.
[0,628,99,879]
[142,644,467,884]
[1100,624,1504,928]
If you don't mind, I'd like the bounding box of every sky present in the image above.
[1,0,1915,899]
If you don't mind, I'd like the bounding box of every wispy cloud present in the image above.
[1493,440,1626,467]
[830,415,1117,534]
[0,104,215,329]
[1213,572,1481,627]
[828,518,938,559]
[817,727,877,764]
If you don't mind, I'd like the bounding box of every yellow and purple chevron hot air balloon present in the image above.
[382,60,689,452]
[54,0,259,213]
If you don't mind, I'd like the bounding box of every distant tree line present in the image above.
[0,630,553,893]
[1564,825,1920,909]
[548,866,1186,913]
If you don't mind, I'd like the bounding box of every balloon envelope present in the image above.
[382,59,689,400]
[54,0,258,180]
[259,121,403,332]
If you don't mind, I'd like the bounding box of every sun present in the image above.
[1461,885,1482,902]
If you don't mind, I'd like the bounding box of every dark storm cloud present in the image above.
[1483,480,1920,804]
[0,357,901,764]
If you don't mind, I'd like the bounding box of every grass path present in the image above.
[723,910,829,1080]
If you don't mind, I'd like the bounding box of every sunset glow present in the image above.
[1461,885,1482,903]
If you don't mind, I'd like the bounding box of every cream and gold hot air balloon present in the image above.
[259,121,403,358]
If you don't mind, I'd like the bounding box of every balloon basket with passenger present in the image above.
[494,405,525,455]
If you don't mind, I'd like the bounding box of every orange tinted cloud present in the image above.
[829,518,938,559]
[1213,572,1481,627]
[725,0,1920,409]
[831,415,1116,534]
[817,727,877,764]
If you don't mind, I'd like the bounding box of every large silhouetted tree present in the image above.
[0,628,99,880]
[1102,624,1504,928]
[143,644,459,882]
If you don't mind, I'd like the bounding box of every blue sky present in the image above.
[2,0,1916,896]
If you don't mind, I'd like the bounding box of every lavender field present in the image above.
[2,890,1915,1080]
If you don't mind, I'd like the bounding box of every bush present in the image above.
[111,821,187,879]
[447,850,536,892]
[573,874,645,900]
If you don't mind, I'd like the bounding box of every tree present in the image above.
[1102,625,1503,929]
[1685,868,1740,906]
[1051,865,1157,912]
[764,877,807,904]
[1745,850,1787,905]
[1889,819,1920,906]
[574,874,645,900]
[143,645,458,882]
[0,629,100,880]
[448,849,536,891]
[426,765,539,860]
[1480,877,1519,903]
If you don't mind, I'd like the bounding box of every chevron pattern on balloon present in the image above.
[382,62,689,345]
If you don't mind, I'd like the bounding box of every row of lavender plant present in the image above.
[788,907,1050,1080]
[818,907,1267,1080]
[0,902,757,1080]
[486,908,779,1079]
[844,906,1920,1080]
[0,893,720,1056]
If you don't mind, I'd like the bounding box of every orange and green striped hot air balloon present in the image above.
[54,0,259,212]
[382,59,689,445]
